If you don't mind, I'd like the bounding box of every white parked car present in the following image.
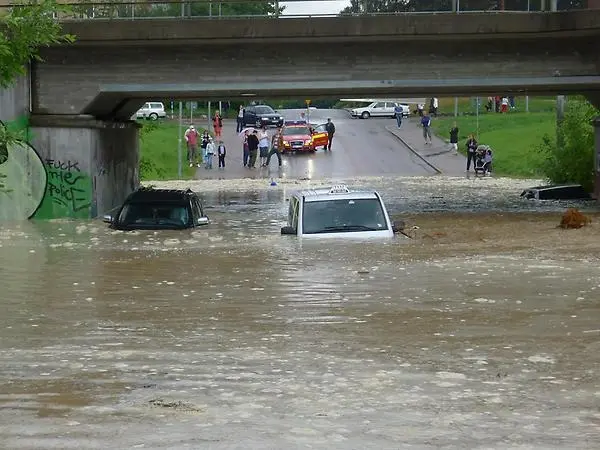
[135,102,167,120]
[280,184,402,238]
[350,101,410,119]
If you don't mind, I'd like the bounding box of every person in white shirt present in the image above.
[236,105,244,133]
[258,127,270,167]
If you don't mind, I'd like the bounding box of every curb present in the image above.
[384,126,442,174]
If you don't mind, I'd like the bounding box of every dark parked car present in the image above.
[243,105,284,128]
[103,188,210,230]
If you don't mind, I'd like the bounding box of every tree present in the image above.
[79,1,283,19]
[339,0,585,13]
[538,99,598,192]
[0,0,74,146]
[1,0,74,88]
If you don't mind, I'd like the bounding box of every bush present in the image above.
[538,100,598,192]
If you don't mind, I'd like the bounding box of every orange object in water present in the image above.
[559,208,591,229]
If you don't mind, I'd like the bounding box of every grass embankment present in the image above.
[431,97,557,177]
[139,121,201,181]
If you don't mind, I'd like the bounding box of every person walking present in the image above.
[242,130,250,167]
[213,111,223,138]
[236,105,244,133]
[266,126,283,168]
[200,130,210,165]
[204,137,215,170]
[217,140,226,169]
[449,122,459,155]
[325,118,335,151]
[258,126,270,167]
[184,125,200,168]
[421,113,432,145]
[465,133,478,171]
[247,130,259,169]
[394,104,403,128]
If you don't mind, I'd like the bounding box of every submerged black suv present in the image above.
[104,188,210,231]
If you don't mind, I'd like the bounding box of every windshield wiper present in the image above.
[318,225,380,232]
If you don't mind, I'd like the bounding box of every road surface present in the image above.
[195,108,437,180]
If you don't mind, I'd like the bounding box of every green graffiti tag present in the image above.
[35,159,92,219]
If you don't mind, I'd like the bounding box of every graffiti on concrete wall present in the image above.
[0,120,47,221]
[35,158,92,219]
[0,119,92,220]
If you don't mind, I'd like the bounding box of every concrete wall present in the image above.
[57,10,600,45]
[0,73,30,123]
[29,117,139,219]
[32,36,599,116]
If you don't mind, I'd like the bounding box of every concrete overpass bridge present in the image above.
[2,7,600,219]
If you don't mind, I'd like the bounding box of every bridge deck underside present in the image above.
[33,37,600,120]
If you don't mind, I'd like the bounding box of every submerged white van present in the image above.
[280,185,402,238]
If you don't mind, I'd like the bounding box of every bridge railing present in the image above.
[0,0,588,20]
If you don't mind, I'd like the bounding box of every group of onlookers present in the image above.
[242,126,283,169]
[184,124,226,170]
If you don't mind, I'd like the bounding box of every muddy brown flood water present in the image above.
[0,176,599,449]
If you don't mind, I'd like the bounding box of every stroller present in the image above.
[474,145,492,176]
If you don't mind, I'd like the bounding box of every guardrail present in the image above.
[0,0,587,20]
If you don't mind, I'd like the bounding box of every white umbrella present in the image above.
[238,127,256,137]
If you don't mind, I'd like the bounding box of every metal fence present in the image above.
[1,0,588,20]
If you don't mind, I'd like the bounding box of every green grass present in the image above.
[431,111,556,178]
[435,96,557,116]
[139,120,202,180]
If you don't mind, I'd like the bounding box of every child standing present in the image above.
[217,141,226,169]
[205,137,215,170]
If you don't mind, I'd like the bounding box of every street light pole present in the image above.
[177,101,183,178]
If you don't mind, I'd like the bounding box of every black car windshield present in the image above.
[302,198,389,234]
[117,202,190,228]
[284,127,310,136]
[255,106,276,115]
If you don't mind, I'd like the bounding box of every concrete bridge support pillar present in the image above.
[28,116,139,219]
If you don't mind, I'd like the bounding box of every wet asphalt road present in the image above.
[195,109,436,180]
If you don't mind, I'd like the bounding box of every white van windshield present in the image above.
[302,198,388,234]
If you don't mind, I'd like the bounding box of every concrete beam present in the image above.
[33,35,600,117]
[57,10,600,46]
[82,77,600,121]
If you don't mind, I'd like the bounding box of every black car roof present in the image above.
[125,188,197,204]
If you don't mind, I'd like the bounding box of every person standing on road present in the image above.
[204,137,215,170]
[217,140,226,169]
[421,113,432,145]
[247,130,259,169]
[394,104,403,128]
[449,122,459,155]
[325,118,335,151]
[213,111,223,138]
[465,133,478,171]
[184,125,200,168]
[236,105,244,133]
[242,130,250,167]
[266,126,283,168]
[258,126,270,167]
[200,130,210,165]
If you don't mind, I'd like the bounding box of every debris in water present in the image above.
[559,208,591,229]
[148,398,203,413]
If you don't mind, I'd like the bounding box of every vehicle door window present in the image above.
[288,197,299,230]
[373,102,385,108]
[191,198,201,223]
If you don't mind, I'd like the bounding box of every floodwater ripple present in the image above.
[1,177,600,449]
